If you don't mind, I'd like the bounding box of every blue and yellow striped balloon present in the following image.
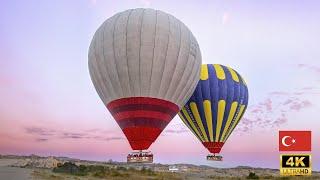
[178,64,248,154]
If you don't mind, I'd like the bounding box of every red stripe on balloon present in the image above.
[117,117,169,130]
[107,97,179,112]
[107,97,179,150]
[109,104,177,117]
[113,110,172,122]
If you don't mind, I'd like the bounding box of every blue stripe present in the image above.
[208,64,218,141]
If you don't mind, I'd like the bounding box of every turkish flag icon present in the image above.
[279,131,311,151]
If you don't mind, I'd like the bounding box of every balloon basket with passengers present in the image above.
[127,151,153,163]
[207,155,223,161]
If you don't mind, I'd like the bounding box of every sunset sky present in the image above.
[1,0,320,170]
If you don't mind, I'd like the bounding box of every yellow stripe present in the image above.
[215,100,226,142]
[213,64,225,80]
[178,113,202,142]
[180,107,204,142]
[227,67,239,82]
[190,102,209,142]
[241,76,247,86]
[200,64,209,80]
[223,105,246,142]
[220,102,238,142]
[203,100,213,141]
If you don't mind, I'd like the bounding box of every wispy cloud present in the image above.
[289,100,312,111]
[268,91,290,96]
[236,87,314,134]
[35,138,48,142]
[238,62,320,133]
[26,127,56,136]
[165,129,189,134]
[61,132,86,139]
[162,123,189,135]
[297,64,320,73]
[25,126,124,142]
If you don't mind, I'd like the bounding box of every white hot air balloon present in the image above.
[88,8,202,163]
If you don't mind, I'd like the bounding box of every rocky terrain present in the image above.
[0,154,319,179]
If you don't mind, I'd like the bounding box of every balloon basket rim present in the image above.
[127,151,153,163]
[207,154,223,161]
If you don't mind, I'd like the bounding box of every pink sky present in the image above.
[1,0,320,170]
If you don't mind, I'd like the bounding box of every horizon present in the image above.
[0,153,294,170]
[1,0,320,171]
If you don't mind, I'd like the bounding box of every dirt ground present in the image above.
[0,159,33,180]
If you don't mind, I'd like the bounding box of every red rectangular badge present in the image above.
[279,131,311,151]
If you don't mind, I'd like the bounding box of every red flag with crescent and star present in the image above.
[279,131,311,151]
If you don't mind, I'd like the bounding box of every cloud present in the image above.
[103,137,123,141]
[289,100,312,111]
[269,91,290,95]
[235,88,314,134]
[297,64,320,73]
[35,138,48,142]
[165,129,189,134]
[163,123,189,135]
[283,99,293,105]
[250,108,262,113]
[25,126,124,142]
[236,64,320,133]
[301,87,315,90]
[25,127,56,136]
[61,132,86,139]
[258,98,272,111]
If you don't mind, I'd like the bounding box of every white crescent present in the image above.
[281,136,293,147]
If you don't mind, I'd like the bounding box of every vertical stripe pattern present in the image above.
[178,64,248,153]
[89,8,201,109]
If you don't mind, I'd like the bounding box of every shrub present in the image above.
[116,166,127,171]
[140,167,156,176]
[128,167,136,171]
[53,162,87,176]
[247,172,259,179]
[87,165,106,172]
[93,170,106,178]
[79,165,87,172]
[111,170,121,177]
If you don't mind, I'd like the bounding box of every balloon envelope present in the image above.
[179,64,248,153]
[89,8,202,150]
